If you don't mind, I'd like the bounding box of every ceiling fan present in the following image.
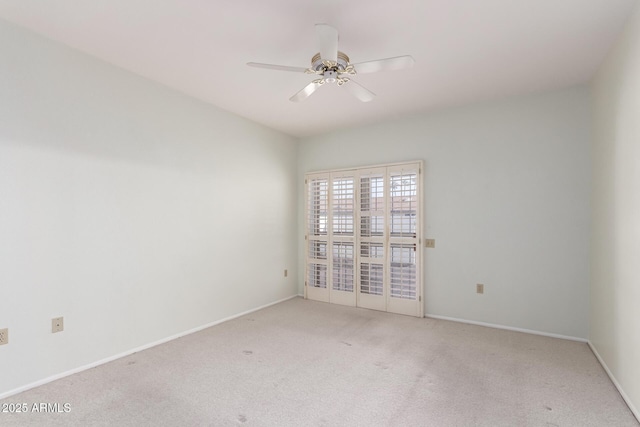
[247,24,414,103]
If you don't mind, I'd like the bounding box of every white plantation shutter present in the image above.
[356,168,387,312]
[307,263,327,289]
[329,173,356,306]
[389,244,417,299]
[331,177,354,237]
[387,165,421,316]
[332,242,354,291]
[306,162,422,317]
[389,169,418,299]
[306,174,330,302]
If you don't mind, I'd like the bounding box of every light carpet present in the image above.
[0,297,637,426]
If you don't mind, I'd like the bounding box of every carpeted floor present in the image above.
[0,297,637,426]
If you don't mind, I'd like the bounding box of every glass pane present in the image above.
[332,243,354,292]
[360,242,384,259]
[308,263,327,289]
[308,240,327,260]
[308,179,328,236]
[360,263,383,295]
[360,175,384,237]
[389,172,417,237]
[332,178,354,235]
[389,243,416,300]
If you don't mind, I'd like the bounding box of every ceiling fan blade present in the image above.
[315,24,338,62]
[345,79,375,102]
[290,81,323,102]
[352,55,415,74]
[247,62,308,73]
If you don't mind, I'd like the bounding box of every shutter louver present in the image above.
[308,263,327,288]
[331,176,355,294]
[388,169,418,301]
[306,176,330,294]
[360,262,384,295]
[308,241,327,260]
[390,243,417,299]
[332,242,354,292]
[308,178,328,237]
[359,170,386,299]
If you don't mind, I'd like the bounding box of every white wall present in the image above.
[0,19,298,396]
[590,1,640,417]
[298,86,592,339]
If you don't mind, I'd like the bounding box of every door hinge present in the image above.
[305,179,308,185]
[305,281,308,287]
[419,296,422,302]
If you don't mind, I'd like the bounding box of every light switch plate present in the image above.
[425,239,435,248]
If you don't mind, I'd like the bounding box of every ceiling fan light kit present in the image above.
[248,24,414,103]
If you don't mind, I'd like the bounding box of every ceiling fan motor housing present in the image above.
[311,51,350,71]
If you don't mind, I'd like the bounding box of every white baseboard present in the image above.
[425,313,588,342]
[0,294,299,401]
[587,341,640,423]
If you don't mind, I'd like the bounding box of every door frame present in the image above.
[305,161,424,318]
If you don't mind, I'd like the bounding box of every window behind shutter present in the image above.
[305,162,422,317]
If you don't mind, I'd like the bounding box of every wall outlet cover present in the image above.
[52,317,64,333]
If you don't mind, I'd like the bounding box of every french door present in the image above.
[305,162,422,317]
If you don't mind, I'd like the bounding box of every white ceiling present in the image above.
[0,0,636,138]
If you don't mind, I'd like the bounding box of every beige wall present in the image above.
[298,86,592,339]
[0,19,298,397]
[590,1,640,419]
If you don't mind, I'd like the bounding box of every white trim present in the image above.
[0,294,300,401]
[588,341,640,423]
[307,160,422,175]
[425,313,587,342]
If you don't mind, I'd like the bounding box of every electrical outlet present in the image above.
[284,269,288,277]
[425,239,435,248]
[477,284,484,294]
[52,317,64,333]
[0,328,8,345]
